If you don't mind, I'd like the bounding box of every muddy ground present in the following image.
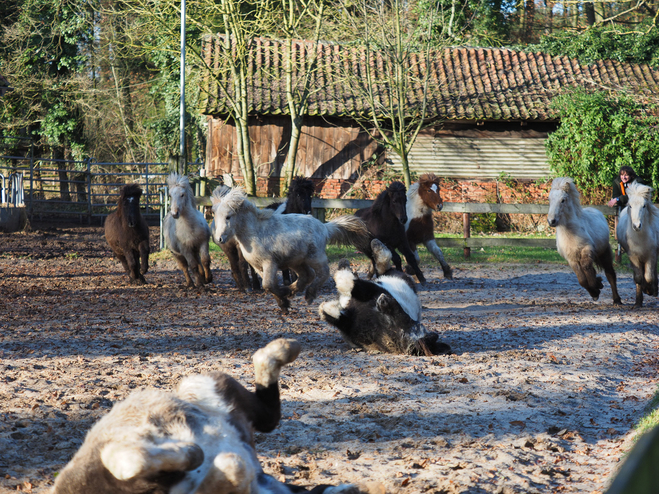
[1,222,658,494]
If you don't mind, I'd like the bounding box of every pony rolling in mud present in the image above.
[104,184,150,284]
[405,173,453,279]
[616,182,659,307]
[212,188,369,312]
[548,177,621,304]
[210,185,260,292]
[51,338,381,494]
[356,181,426,283]
[319,239,452,356]
[164,173,212,288]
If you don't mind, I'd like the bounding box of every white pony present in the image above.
[164,173,212,287]
[212,188,370,312]
[616,182,659,307]
[548,177,621,304]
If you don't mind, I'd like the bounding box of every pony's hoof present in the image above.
[443,267,454,280]
[613,298,622,305]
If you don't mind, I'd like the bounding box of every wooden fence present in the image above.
[196,196,620,258]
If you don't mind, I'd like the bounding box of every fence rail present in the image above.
[195,196,621,258]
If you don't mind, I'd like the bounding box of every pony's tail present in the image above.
[325,216,371,251]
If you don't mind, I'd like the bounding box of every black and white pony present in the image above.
[51,338,380,494]
[266,177,316,285]
[319,239,452,356]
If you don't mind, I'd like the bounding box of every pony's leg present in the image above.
[644,259,658,297]
[199,242,212,284]
[138,240,150,276]
[261,263,291,311]
[199,339,300,433]
[225,245,247,291]
[172,252,194,287]
[390,249,403,271]
[304,260,329,304]
[600,247,622,305]
[249,264,262,291]
[569,251,602,300]
[399,244,426,284]
[424,239,453,279]
[288,264,314,297]
[124,250,144,285]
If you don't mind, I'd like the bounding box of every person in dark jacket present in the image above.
[607,166,642,209]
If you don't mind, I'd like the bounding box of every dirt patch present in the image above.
[1,223,658,493]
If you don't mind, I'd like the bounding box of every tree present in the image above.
[270,0,326,192]
[338,0,444,188]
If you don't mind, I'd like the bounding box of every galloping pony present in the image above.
[210,185,260,292]
[405,173,453,279]
[548,177,621,304]
[52,338,381,494]
[355,181,426,283]
[104,184,150,284]
[212,188,370,312]
[266,177,316,284]
[164,173,212,288]
[616,182,659,307]
[319,239,452,356]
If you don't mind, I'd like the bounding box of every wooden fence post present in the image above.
[463,212,471,259]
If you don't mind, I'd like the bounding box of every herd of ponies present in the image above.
[53,174,658,494]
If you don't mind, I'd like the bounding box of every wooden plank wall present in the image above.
[206,115,379,180]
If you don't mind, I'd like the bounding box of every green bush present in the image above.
[546,89,659,195]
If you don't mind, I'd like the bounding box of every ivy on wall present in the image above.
[545,89,659,196]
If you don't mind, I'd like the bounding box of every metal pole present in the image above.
[29,140,34,218]
[86,158,92,224]
[179,0,186,175]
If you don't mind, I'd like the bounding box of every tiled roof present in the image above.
[200,36,659,122]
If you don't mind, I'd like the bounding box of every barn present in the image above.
[200,37,659,197]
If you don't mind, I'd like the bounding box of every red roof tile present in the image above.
[200,36,659,121]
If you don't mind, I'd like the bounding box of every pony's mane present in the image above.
[418,173,439,187]
[289,177,315,196]
[219,187,275,220]
[552,177,581,206]
[372,181,406,212]
[626,181,654,201]
[121,183,142,200]
[211,185,231,206]
[407,182,420,198]
[627,182,659,219]
[167,173,192,191]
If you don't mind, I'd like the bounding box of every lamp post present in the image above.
[179,0,186,175]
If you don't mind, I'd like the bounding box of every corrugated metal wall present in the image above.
[387,135,551,179]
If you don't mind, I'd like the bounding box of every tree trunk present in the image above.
[284,115,303,193]
[584,2,596,25]
[53,147,71,202]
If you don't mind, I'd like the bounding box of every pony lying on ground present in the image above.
[212,188,369,312]
[266,177,316,285]
[319,239,452,356]
[355,181,426,283]
[548,177,621,304]
[104,183,150,284]
[164,173,212,288]
[616,182,659,308]
[405,173,453,279]
[51,338,382,494]
[211,186,261,292]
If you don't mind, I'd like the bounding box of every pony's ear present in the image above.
[559,178,574,193]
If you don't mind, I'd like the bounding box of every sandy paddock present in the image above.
[0,223,658,493]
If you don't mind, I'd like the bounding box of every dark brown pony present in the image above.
[355,181,426,283]
[104,184,150,284]
[405,173,453,279]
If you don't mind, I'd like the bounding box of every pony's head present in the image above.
[547,177,581,227]
[287,177,315,215]
[416,173,443,211]
[374,181,407,225]
[167,173,195,219]
[119,184,143,228]
[211,187,248,244]
[626,182,656,232]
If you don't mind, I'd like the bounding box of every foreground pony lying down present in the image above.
[319,240,452,356]
[51,339,381,494]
